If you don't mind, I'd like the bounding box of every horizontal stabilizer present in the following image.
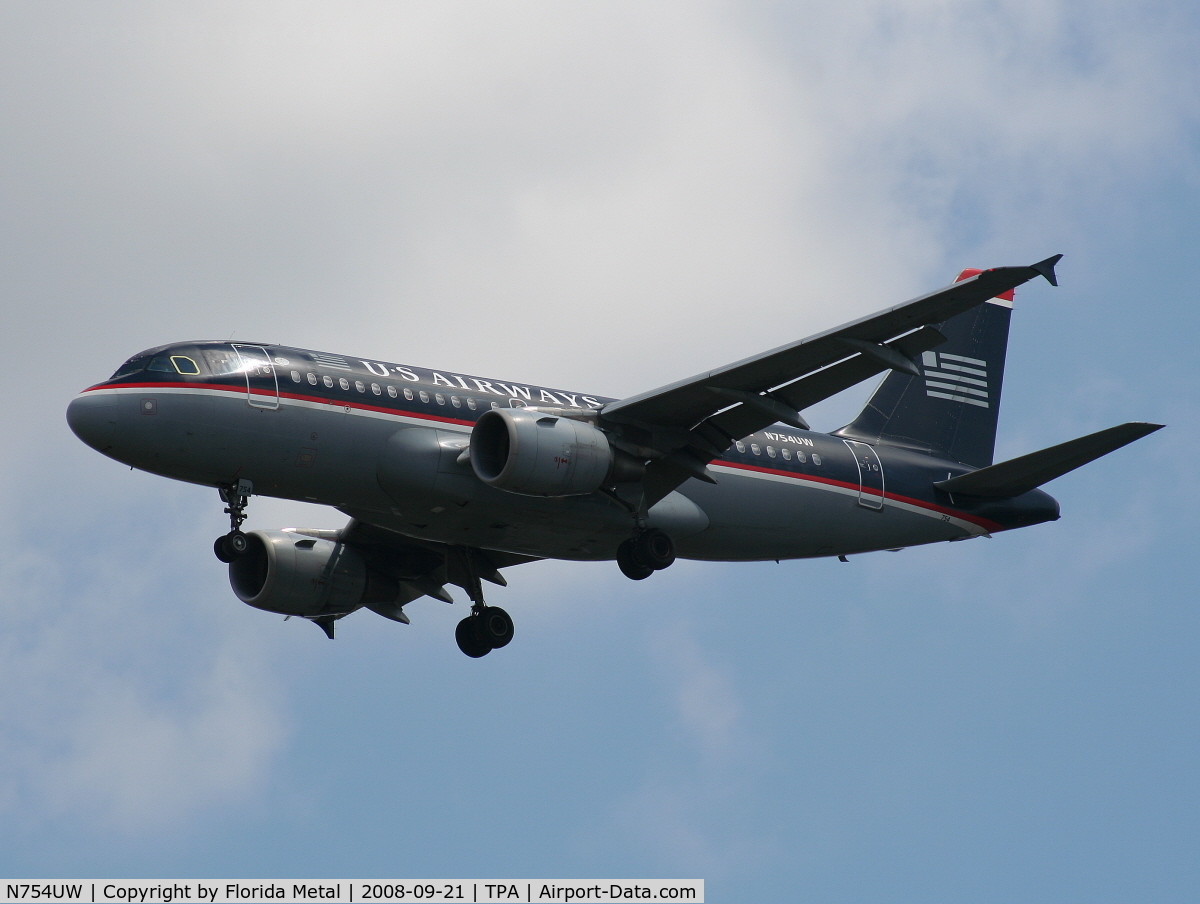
[933,422,1164,498]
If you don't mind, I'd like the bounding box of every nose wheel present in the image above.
[617,528,676,580]
[213,480,253,562]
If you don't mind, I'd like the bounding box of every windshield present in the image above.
[111,346,207,379]
[111,354,149,379]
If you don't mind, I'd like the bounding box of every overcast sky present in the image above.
[2,2,1198,900]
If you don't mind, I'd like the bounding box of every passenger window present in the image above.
[751,444,761,455]
[767,445,776,458]
[735,441,746,453]
[290,370,301,383]
[403,388,414,400]
[171,356,201,375]
[146,356,174,373]
[812,453,822,466]
[371,383,381,395]
[466,398,477,410]
[782,448,791,460]
[435,393,445,405]
[387,385,397,398]
[323,375,334,388]
[419,391,429,403]
[491,401,500,409]
[339,378,350,390]
[451,396,461,408]
[797,452,806,464]
[307,373,318,386]
[355,380,365,393]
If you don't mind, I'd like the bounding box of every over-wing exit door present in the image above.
[232,344,280,410]
[843,440,885,510]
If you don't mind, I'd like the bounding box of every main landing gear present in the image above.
[455,606,515,658]
[452,545,515,658]
[616,527,676,581]
[213,479,254,563]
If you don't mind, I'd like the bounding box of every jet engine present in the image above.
[229,529,397,617]
[468,408,640,496]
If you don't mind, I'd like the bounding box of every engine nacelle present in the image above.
[229,529,396,617]
[469,408,634,496]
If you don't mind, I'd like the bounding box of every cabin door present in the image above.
[843,440,885,510]
[232,344,280,410]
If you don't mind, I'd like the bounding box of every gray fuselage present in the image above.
[66,340,1060,564]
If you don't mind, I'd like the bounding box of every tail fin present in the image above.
[836,269,1014,468]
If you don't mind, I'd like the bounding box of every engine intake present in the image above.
[469,408,638,496]
[229,530,396,617]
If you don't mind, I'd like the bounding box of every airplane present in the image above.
[66,255,1162,657]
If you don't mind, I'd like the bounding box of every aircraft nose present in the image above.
[66,391,120,453]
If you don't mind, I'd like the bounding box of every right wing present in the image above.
[598,255,1062,504]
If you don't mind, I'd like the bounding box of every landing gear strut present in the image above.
[617,527,676,580]
[452,546,514,658]
[213,479,254,563]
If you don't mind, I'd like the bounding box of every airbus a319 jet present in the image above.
[67,255,1161,656]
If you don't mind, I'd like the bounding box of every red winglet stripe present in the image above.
[955,267,1015,301]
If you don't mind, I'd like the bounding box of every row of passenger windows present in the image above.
[734,440,822,466]
[285,369,820,457]
[289,371,494,410]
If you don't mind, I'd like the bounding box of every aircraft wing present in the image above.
[599,256,1061,504]
[338,517,540,611]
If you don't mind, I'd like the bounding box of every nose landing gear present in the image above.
[616,527,676,580]
[213,479,254,563]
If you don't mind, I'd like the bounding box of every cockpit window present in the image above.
[202,348,244,375]
[111,355,149,379]
[146,354,202,376]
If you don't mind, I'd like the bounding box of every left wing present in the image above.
[338,518,540,613]
[599,256,1061,504]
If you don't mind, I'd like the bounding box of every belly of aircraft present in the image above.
[116,389,974,563]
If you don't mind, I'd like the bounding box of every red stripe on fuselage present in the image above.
[82,381,477,427]
[712,459,1003,532]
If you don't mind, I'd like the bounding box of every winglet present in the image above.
[1031,254,1062,287]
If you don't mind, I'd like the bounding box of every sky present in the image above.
[1,1,1198,900]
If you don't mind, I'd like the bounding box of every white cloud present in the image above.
[0,0,1194,842]
[0,478,287,831]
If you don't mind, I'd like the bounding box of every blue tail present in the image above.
[836,269,1013,468]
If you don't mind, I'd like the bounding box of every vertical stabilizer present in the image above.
[835,270,1013,468]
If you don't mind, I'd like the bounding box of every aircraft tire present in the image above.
[227,530,250,556]
[214,535,237,563]
[617,540,654,580]
[478,606,514,648]
[635,528,676,570]
[455,616,492,658]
